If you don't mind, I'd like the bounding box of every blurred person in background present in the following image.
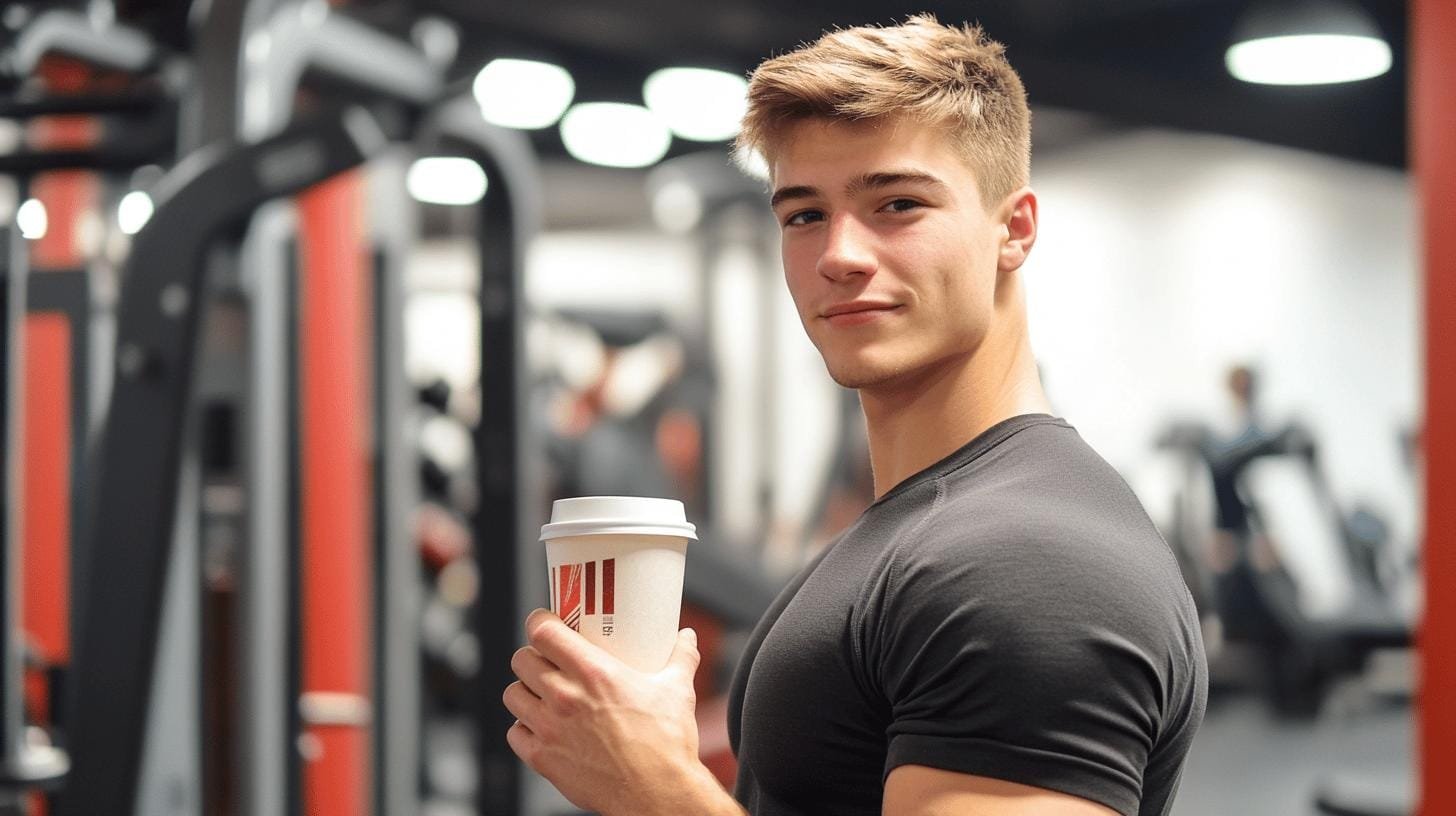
[504,15,1207,816]
[541,317,709,517]
[1207,364,1272,572]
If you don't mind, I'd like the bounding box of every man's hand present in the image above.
[503,608,743,816]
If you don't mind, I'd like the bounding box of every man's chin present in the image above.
[823,358,905,391]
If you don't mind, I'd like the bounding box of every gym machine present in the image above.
[0,9,177,813]
[57,108,389,816]
[1155,421,1412,717]
[2,0,546,813]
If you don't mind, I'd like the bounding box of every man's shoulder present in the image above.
[885,453,1195,631]
[920,423,1168,557]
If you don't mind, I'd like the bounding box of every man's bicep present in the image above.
[883,765,1122,816]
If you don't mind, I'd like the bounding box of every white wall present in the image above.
[1024,129,1420,542]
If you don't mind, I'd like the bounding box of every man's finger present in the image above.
[511,645,567,698]
[525,608,609,676]
[502,681,545,730]
[665,627,701,683]
[506,719,539,768]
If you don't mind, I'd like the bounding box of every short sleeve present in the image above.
[857,532,1174,816]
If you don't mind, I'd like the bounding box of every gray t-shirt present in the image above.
[727,414,1207,816]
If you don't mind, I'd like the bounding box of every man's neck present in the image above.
[859,330,1051,500]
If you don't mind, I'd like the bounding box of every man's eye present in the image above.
[883,198,921,213]
[784,210,824,226]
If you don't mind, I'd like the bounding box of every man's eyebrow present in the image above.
[770,171,949,208]
[847,170,948,196]
[770,185,818,208]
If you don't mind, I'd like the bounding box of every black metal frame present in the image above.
[57,109,385,816]
[473,143,527,816]
[414,97,539,816]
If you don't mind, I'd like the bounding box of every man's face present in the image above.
[770,117,1010,392]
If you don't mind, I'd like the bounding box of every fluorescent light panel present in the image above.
[560,103,671,168]
[407,157,488,206]
[1226,34,1391,85]
[643,67,747,142]
[474,58,575,129]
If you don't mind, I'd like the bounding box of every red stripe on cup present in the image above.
[559,564,582,630]
[586,561,596,615]
[603,558,615,615]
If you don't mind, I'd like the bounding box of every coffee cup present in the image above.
[540,496,696,672]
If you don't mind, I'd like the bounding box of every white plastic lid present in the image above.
[540,496,698,542]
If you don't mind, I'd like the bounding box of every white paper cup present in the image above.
[541,497,696,672]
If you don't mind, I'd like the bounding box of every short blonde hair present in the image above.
[737,14,1031,206]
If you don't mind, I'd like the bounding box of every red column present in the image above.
[1415,0,1456,813]
[296,169,374,816]
[21,61,98,711]
[21,59,99,816]
[18,316,69,698]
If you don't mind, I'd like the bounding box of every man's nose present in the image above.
[816,216,877,281]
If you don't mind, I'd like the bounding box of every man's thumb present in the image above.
[669,627,701,675]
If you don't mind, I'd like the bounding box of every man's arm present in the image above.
[885,766,1121,816]
[503,609,746,816]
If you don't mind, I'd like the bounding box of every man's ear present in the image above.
[997,187,1038,273]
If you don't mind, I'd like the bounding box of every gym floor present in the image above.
[1172,694,1414,815]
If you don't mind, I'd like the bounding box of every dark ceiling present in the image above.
[412,0,1408,169]
[119,0,1407,169]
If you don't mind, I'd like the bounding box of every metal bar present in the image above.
[365,152,421,816]
[240,1,442,143]
[284,248,303,816]
[309,13,442,105]
[133,441,201,816]
[422,96,541,816]
[0,91,167,118]
[237,201,296,816]
[23,269,88,312]
[0,222,26,777]
[57,108,386,816]
[0,148,174,174]
[3,9,155,77]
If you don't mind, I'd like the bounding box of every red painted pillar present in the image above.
[22,57,99,816]
[296,169,374,816]
[1415,0,1456,812]
[21,61,98,715]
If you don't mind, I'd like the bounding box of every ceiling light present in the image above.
[560,103,671,169]
[407,157,488,205]
[643,67,748,142]
[1226,0,1392,85]
[117,191,154,235]
[473,58,575,129]
[16,198,46,240]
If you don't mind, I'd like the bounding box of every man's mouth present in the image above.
[822,301,902,325]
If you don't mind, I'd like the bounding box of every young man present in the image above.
[503,15,1207,816]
